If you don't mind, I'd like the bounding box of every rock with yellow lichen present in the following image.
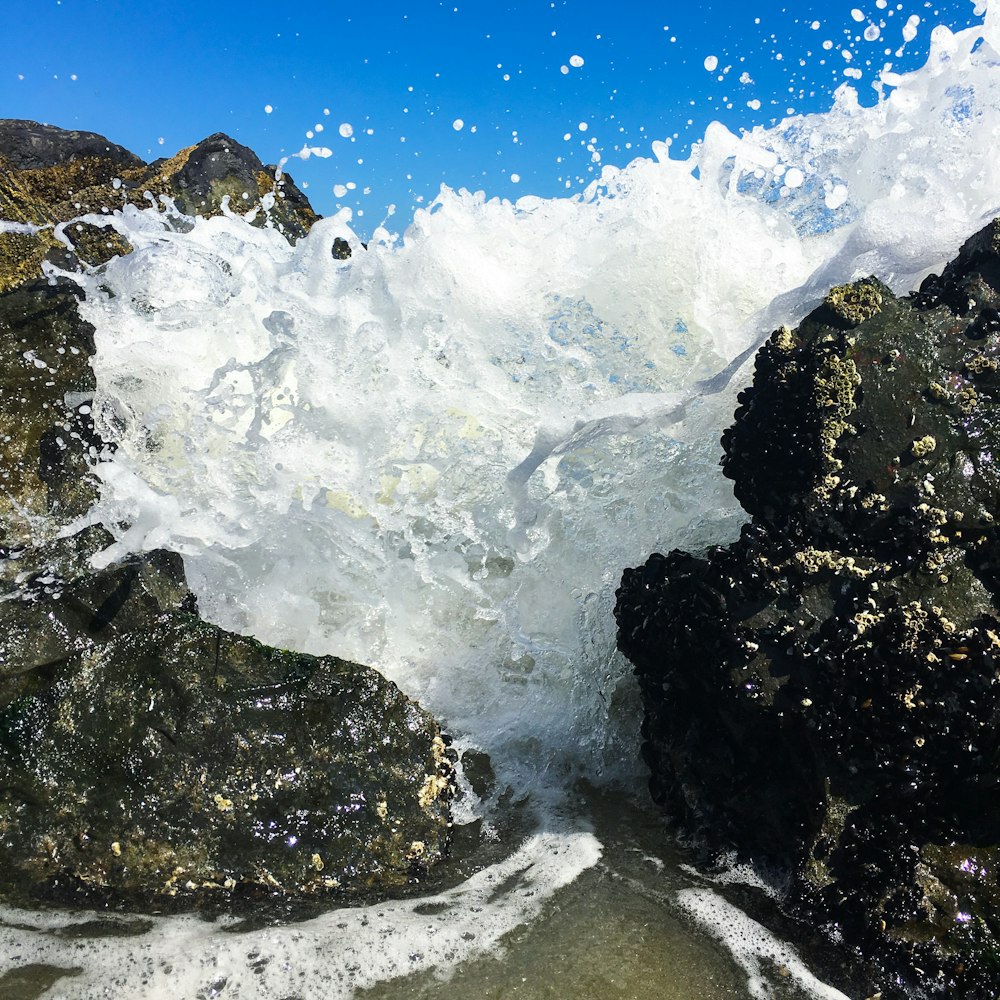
[0,122,453,909]
[616,217,1000,999]
[0,120,318,293]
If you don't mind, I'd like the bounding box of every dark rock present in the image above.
[0,523,454,906]
[616,218,1000,997]
[0,562,452,906]
[0,120,144,172]
[147,132,317,240]
[0,276,100,550]
[0,124,455,908]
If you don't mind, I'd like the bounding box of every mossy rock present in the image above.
[0,516,456,910]
[0,613,452,906]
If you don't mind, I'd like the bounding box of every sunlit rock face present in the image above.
[0,125,453,908]
[0,119,317,292]
[616,218,1000,999]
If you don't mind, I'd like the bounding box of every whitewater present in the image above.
[3,4,1000,998]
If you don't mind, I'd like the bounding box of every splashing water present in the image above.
[7,5,1000,997]
[72,5,1000,791]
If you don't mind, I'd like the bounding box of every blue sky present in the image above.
[2,0,982,237]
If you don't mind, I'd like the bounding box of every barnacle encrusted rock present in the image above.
[616,218,1000,999]
[0,123,453,907]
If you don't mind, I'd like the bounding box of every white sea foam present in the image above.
[0,220,42,234]
[62,2,1000,800]
[14,3,1000,995]
[0,829,601,999]
[677,888,852,1000]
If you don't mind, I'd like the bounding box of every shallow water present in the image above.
[362,792,857,1000]
[0,790,857,1000]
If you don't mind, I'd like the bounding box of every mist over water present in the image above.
[4,5,1000,997]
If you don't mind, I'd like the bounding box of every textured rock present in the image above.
[616,219,1000,998]
[0,515,454,908]
[0,120,143,172]
[0,563,452,907]
[0,277,101,553]
[0,119,317,292]
[0,123,454,908]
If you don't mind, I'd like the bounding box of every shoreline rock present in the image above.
[0,122,454,908]
[0,119,318,293]
[616,218,1000,998]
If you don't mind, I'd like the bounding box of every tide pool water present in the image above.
[4,4,1000,997]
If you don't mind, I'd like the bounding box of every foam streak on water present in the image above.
[0,831,601,999]
[19,4,1000,995]
[677,889,852,1000]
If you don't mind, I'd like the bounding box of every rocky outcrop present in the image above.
[616,219,1000,997]
[0,120,144,171]
[0,119,318,292]
[0,124,453,907]
[0,550,453,906]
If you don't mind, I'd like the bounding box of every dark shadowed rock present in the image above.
[0,277,101,551]
[0,555,452,907]
[616,218,1000,998]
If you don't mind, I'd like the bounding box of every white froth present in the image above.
[0,830,601,1000]
[12,6,1000,994]
[51,7,1000,804]
[680,855,782,899]
[677,889,851,1000]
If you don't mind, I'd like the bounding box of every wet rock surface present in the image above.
[616,219,1000,997]
[0,124,454,907]
[0,591,453,907]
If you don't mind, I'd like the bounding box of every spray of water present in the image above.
[68,6,1000,794]
[5,5,1000,995]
